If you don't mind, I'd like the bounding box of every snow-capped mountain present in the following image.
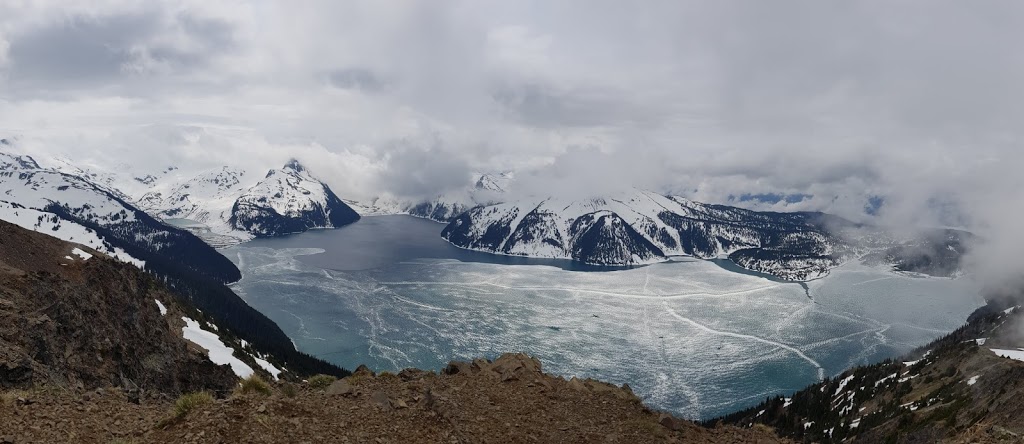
[441,190,961,280]
[134,160,359,242]
[136,166,252,245]
[137,166,247,225]
[0,146,240,283]
[229,159,360,237]
[404,172,512,222]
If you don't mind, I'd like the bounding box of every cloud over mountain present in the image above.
[2,0,1024,278]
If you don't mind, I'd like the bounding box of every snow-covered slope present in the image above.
[133,160,359,241]
[229,159,360,237]
[0,203,143,267]
[136,166,254,244]
[442,190,929,280]
[0,146,240,283]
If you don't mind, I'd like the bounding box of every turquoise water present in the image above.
[224,215,983,420]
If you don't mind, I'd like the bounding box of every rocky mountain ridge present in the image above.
[137,159,359,243]
[441,190,970,281]
[0,220,240,394]
[352,172,512,222]
[0,148,240,283]
[228,159,360,237]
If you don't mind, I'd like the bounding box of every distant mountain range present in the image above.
[441,190,969,281]
[0,138,969,281]
[0,148,238,282]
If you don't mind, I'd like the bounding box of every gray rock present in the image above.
[442,361,472,375]
[326,379,355,396]
[369,391,391,411]
[658,413,682,431]
[353,364,375,378]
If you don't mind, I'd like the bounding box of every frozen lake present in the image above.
[224,215,983,420]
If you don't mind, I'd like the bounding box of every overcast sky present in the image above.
[1,0,1024,254]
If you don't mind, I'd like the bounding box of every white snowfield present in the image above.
[251,355,283,379]
[0,202,144,267]
[137,166,254,240]
[181,316,255,379]
[0,149,150,266]
[990,348,1024,362]
[70,248,92,260]
[0,152,138,225]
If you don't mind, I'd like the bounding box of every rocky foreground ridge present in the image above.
[1,353,788,444]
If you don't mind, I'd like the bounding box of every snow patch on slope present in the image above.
[252,356,282,380]
[181,316,254,378]
[991,348,1024,362]
[70,247,92,260]
[0,203,144,267]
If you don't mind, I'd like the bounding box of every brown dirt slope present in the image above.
[2,353,789,443]
[0,219,237,394]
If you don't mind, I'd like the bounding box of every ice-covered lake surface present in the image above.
[224,215,983,420]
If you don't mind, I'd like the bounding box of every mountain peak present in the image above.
[283,158,306,173]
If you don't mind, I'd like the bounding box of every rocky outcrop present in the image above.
[0,352,792,443]
[0,220,237,394]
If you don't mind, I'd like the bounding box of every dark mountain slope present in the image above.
[716,284,1024,443]
[0,220,237,393]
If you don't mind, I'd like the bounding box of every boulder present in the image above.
[491,353,542,376]
[442,361,472,375]
[658,413,683,431]
[368,391,391,411]
[567,377,587,392]
[353,364,375,378]
[471,358,491,373]
[325,379,355,396]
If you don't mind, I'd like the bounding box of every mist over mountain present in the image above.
[0,1,1021,258]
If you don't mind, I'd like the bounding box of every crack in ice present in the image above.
[379,280,780,300]
[662,302,825,381]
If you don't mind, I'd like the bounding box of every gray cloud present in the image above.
[2,0,1024,279]
[6,13,158,87]
[3,6,237,97]
[373,139,474,200]
[327,68,389,93]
